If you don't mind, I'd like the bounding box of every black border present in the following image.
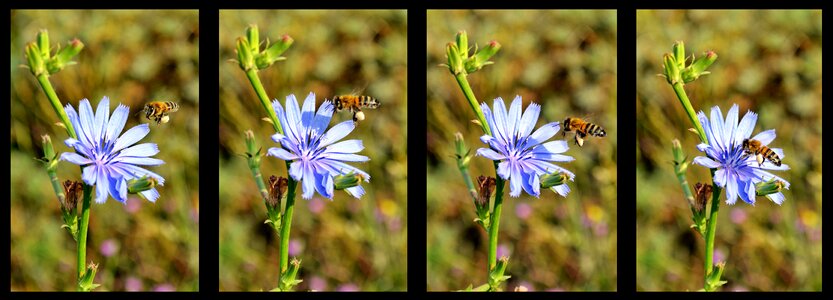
[2,1,830,298]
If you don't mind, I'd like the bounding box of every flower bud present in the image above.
[453,132,471,168]
[244,130,262,169]
[49,38,84,74]
[663,53,681,85]
[755,178,785,197]
[279,257,303,291]
[671,139,688,171]
[333,172,363,190]
[540,172,568,189]
[466,40,500,73]
[25,43,46,76]
[682,50,717,83]
[456,31,469,60]
[246,25,260,54]
[42,135,56,164]
[672,41,686,69]
[37,30,50,59]
[127,176,157,194]
[236,37,255,71]
[78,262,100,291]
[267,175,288,209]
[488,256,511,291]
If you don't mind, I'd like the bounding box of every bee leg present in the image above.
[756,154,764,167]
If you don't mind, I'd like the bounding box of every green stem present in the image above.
[487,176,505,271]
[703,170,722,291]
[248,165,270,202]
[76,184,92,290]
[457,164,478,204]
[671,82,707,144]
[36,74,76,139]
[279,180,298,274]
[244,69,283,135]
[47,169,66,205]
[454,73,491,136]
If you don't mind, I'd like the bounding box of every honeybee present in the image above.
[332,95,380,122]
[562,117,606,147]
[137,101,179,124]
[741,138,781,167]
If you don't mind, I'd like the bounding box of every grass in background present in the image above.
[427,10,617,291]
[10,10,200,291]
[218,10,407,291]
[636,10,822,291]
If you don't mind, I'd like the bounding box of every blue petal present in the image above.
[531,153,574,162]
[698,111,719,150]
[518,102,540,138]
[289,161,304,181]
[767,192,785,205]
[552,183,570,197]
[78,99,97,147]
[709,106,726,152]
[723,104,739,148]
[301,162,316,199]
[61,152,93,165]
[118,143,159,158]
[112,124,150,153]
[82,165,97,185]
[506,95,523,140]
[480,135,508,155]
[109,176,127,203]
[520,171,540,197]
[724,173,739,205]
[268,147,299,161]
[95,167,110,204]
[492,97,510,145]
[93,97,110,144]
[509,163,523,197]
[312,100,335,135]
[713,168,728,188]
[481,102,504,144]
[112,163,166,186]
[140,188,161,203]
[322,153,369,162]
[524,122,560,150]
[735,109,758,145]
[522,160,576,180]
[751,129,776,146]
[534,140,569,155]
[314,172,333,199]
[301,92,317,130]
[737,179,755,204]
[319,120,355,148]
[345,185,365,199]
[116,157,165,166]
[324,140,364,154]
[316,159,370,181]
[105,104,130,146]
[476,148,505,161]
[693,156,721,169]
[496,161,511,179]
[284,94,304,142]
[272,133,302,155]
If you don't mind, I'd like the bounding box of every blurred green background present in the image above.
[426,10,617,291]
[218,10,407,291]
[636,10,822,291]
[10,10,200,291]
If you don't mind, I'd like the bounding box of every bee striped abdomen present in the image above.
[585,123,606,137]
[761,147,781,166]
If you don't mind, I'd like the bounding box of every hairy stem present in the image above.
[36,74,77,139]
[671,82,707,144]
[454,73,491,136]
[244,69,283,135]
[47,169,66,205]
[703,170,722,291]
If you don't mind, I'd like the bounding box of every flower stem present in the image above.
[35,73,77,140]
[244,69,283,135]
[454,73,491,136]
[671,82,707,144]
[248,164,270,202]
[457,162,478,204]
[76,184,92,290]
[279,180,298,274]
[703,170,722,291]
[487,175,505,271]
[47,168,66,205]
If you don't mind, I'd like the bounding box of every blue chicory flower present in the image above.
[267,92,369,200]
[692,104,790,205]
[60,97,165,204]
[476,96,575,197]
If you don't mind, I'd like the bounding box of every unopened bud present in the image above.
[672,41,686,69]
[663,53,681,84]
[540,172,568,189]
[682,50,717,83]
[25,43,46,76]
[333,172,363,190]
[445,42,465,75]
[755,178,785,197]
[37,30,50,59]
[127,176,157,194]
[466,40,500,73]
[236,37,255,71]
